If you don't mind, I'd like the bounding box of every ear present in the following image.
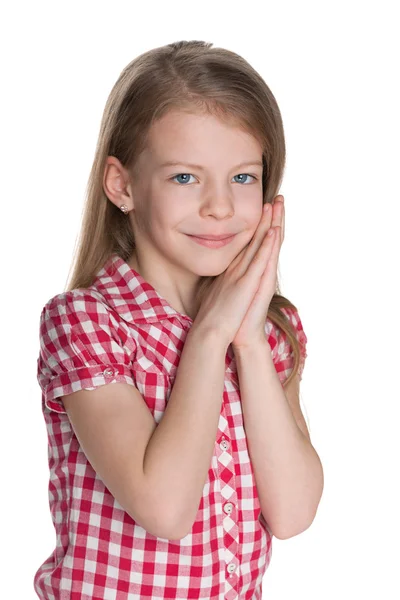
[103,156,133,210]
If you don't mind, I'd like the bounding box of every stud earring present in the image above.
[119,204,129,214]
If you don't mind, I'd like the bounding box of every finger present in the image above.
[272,196,285,245]
[277,202,284,245]
[228,203,272,275]
[257,203,273,244]
[271,226,282,261]
[257,228,281,294]
[256,226,278,264]
[244,227,275,275]
[271,196,283,229]
[257,227,280,297]
[279,196,285,244]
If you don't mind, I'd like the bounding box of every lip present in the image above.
[187,234,236,248]
[187,233,236,240]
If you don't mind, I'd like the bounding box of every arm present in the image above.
[233,339,324,540]
[40,292,229,542]
[143,325,228,539]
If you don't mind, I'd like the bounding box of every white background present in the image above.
[1,1,399,598]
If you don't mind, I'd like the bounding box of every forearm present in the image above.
[234,339,323,539]
[143,326,228,539]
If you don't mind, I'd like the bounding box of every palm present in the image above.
[232,196,285,349]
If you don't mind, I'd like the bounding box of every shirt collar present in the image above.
[90,253,194,327]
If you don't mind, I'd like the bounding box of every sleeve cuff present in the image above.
[43,364,135,414]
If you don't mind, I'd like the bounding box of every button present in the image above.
[103,368,115,377]
[224,502,234,515]
[227,563,236,574]
[220,439,229,451]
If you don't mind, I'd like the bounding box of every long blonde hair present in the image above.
[65,40,305,388]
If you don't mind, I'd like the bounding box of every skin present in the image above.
[103,109,284,319]
[230,197,284,349]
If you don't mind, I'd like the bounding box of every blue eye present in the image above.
[170,173,257,185]
[171,174,197,184]
[233,174,257,184]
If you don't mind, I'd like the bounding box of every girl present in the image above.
[35,40,323,600]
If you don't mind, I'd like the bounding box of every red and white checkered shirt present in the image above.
[34,253,307,600]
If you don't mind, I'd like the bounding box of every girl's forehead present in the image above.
[152,108,245,131]
[147,112,262,155]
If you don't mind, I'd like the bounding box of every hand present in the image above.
[191,195,285,350]
[231,195,285,350]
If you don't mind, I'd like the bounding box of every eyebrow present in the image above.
[158,160,263,171]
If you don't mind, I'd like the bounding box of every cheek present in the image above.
[155,198,193,229]
[148,208,186,246]
[154,205,183,231]
[238,215,263,249]
[246,211,264,235]
[134,207,153,233]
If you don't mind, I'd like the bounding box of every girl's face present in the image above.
[126,109,265,279]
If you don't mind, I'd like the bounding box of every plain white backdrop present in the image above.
[1,1,399,598]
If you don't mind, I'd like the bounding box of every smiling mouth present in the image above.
[187,234,237,240]
[186,234,237,248]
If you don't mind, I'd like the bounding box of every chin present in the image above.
[191,262,230,278]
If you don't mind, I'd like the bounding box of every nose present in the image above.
[199,182,235,219]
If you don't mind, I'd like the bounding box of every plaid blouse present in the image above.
[34,253,307,600]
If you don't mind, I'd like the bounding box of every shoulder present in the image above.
[41,288,110,321]
[37,289,137,414]
[265,306,308,384]
[266,306,307,355]
[279,306,308,347]
[39,288,122,337]
[38,288,135,355]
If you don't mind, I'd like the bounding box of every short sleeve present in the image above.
[37,290,137,414]
[268,306,308,384]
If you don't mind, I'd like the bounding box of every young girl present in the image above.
[34,40,323,600]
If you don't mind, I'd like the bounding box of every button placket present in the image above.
[103,367,114,377]
[216,409,240,594]
[224,502,234,515]
[220,439,229,451]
